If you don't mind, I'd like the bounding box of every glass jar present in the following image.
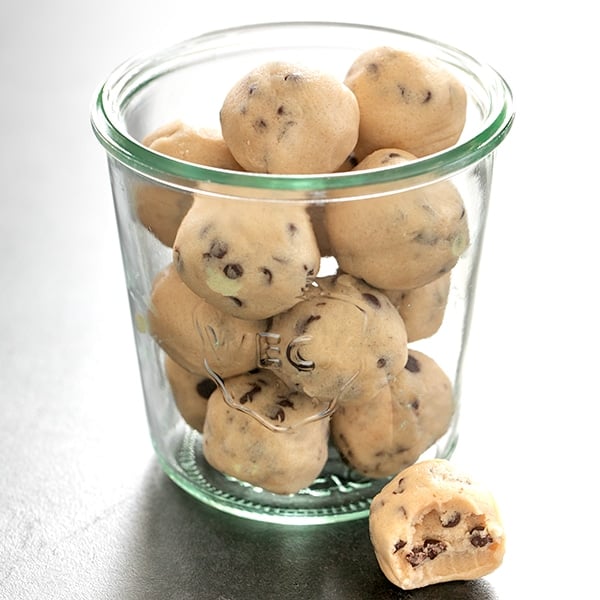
[90,21,514,525]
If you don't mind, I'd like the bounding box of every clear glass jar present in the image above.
[91,22,514,525]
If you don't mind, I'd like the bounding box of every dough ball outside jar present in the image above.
[325,149,469,291]
[134,121,242,247]
[147,263,267,379]
[172,193,321,321]
[219,61,360,174]
[369,459,505,590]
[330,349,454,479]
[264,273,408,403]
[344,46,467,160]
[202,369,331,495]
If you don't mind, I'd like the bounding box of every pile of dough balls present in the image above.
[137,45,503,588]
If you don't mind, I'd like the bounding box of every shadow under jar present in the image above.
[91,21,514,525]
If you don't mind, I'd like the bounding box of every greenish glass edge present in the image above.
[91,88,514,193]
[89,20,515,193]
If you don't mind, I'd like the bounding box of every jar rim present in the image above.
[90,20,514,192]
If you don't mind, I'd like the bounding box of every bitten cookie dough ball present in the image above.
[135,121,242,247]
[173,195,320,320]
[148,264,266,378]
[384,273,451,342]
[164,355,216,432]
[331,349,454,478]
[219,61,359,174]
[344,47,467,159]
[369,459,505,590]
[202,370,330,494]
[326,149,469,290]
[266,274,408,402]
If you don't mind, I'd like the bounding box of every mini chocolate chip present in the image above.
[404,354,421,373]
[254,118,268,131]
[392,478,406,495]
[196,378,217,400]
[296,314,321,335]
[240,384,261,405]
[362,293,381,309]
[393,540,407,553]
[270,407,286,422]
[284,72,301,82]
[277,397,295,408]
[470,526,493,548]
[260,267,273,284]
[248,84,258,95]
[409,398,420,411]
[441,512,461,528]
[224,263,244,279]
[422,90,432,103]
[277,105,287,115]
[376,357,387,368]
[405,539,447,567]
[287,223,299,236]
[209,239,228,258]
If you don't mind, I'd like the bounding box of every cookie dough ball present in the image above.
[384,273,451,342]
[202,370,330,494]
[326,150,469,290]
[135,121,242,247]
[173,195,320,320]
[165,354,216,432]
[344,47,467,159]
[267,274,408,402]
[148,264,266,378]
[369,459,505,590]
[331,349,454,478]
[220,61,360,174]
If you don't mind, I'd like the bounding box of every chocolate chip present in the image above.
[196,378,217,400]
[287,223,299,236]
[277,105,287,115]
[254,118,268,131]
[284,72,301,82]
[404,354,421,373]
[392,478,406,495]
[224,263,244,279]
[260,267,273,284]
[441,512,461,528]
[405,539,447,567]
[269,407,286,422]
[277,397,295,408]
[361,293,381,309]
[376,357,387,368]
[208,239,228,258]
[470,526,493,548]
[422,90,432,103]
[248,84,258,96]
[393,540,407,554]
[296,314,321,335]
[239,384,261,405]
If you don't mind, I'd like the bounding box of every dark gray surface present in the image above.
[1,2,598,599]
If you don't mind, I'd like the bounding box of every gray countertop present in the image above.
[1,2,598,598]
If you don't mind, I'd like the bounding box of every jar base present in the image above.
[156,428,457,526]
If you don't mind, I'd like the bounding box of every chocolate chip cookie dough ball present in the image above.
[148,264,266,378]
[344,47,467,159]
[369,459,505,590]
[325,150,469,290]
[331,349,454,478]
[219,61,360,174]
[202,370,330,495]
[266,274,408,402]
[384,273,451,342]
[135,121,242,247]
[165,354,216,432]
[173,195,320,320]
